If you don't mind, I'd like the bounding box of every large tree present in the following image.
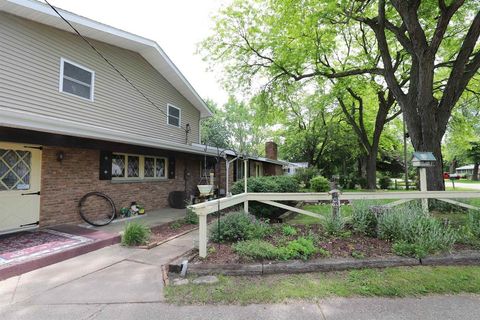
[201,0,480,190]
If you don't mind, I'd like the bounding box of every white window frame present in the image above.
[255,163,263,177]
[167,104,181,128]
[59,58,95,101]
[112,153,168,181]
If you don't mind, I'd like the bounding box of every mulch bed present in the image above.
[195,223,394,264]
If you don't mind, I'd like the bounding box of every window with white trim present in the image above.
[167,104,181,127]
[112,154,168,180]
[60,58,95,100]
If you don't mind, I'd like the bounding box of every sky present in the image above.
[46,0,231,105]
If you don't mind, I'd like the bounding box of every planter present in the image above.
[197,184,214,195]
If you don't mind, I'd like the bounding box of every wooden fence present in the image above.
[189,191,480,258]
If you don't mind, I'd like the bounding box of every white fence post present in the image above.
[419,168,429,214]
[199,214,207,258]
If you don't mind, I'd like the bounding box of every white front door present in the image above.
[0,143,41,234]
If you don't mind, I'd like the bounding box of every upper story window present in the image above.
[59,58,95,101]
[167,104,181,127]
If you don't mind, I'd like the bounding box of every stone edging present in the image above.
[169,250,480,277]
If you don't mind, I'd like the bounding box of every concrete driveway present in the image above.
[1,228,479,320]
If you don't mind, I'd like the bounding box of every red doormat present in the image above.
[0,229,92,266]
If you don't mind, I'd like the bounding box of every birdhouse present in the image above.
[412,152,436,167]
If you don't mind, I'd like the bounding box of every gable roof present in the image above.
[0,0,212,118]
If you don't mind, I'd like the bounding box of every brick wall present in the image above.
[39,146,200,227]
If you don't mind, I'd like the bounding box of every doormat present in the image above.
[0,229,93,266]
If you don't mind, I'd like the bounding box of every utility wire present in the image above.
[43,0,190,134]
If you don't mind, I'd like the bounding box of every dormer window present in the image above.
[59,58,95,101]
[167,104,181,127]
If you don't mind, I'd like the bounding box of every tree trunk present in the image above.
[473,163,479,181]
[365,149,378,190]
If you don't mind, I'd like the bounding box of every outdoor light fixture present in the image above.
[56,151,65,162]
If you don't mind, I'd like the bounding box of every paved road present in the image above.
[445,181,480,190]
[1,229,479,320]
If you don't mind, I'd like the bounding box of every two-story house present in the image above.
[0,0,286,234]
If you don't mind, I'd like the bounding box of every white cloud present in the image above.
[46,0,230,105]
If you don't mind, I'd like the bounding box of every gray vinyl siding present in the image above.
[0,12,200,144]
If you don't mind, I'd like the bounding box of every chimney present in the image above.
[265,141,278,160]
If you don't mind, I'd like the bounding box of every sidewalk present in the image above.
[1,228,479,320]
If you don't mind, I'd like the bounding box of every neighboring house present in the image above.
[456,164,478,179]
[0,0,286,234]
[284,162,309,175]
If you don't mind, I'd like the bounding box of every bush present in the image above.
[310,176,331,192]
[351,201,378,236]
[377,203,457,258]
[277,237,317,260]
[378,176,391,189]
[185,207,199,225]
[324,212,345,236]
[293,167,321,188]
[231,176,300,219]
[210,212,271,243]
[122,222,151,246]
[282,225,297,236]
[233,239,278,260]
[467,210,480,238]
[233,237,317,261]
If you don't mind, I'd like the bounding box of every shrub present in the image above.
[378,176,391,189]
[377,203,457,258]
[351,201,378,236]
[277,237,317,260]
[324,212,345,236]
[231,176,300,219]
[293,167,321,188]
[185,207,199,225]
[310,176,331,192]
[122,222,151,246]
[282,225,297,236]
[209,212,271,243]
[467,210,480,238]
[233,237,317,261]
[233,239,278,260]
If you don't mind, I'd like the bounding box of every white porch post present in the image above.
[244,159,249,213]
[419,168,428,214]
[199,214,208,258]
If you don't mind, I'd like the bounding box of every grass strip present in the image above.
[165,266,480,305]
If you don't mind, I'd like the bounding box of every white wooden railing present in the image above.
[190,191,480,258]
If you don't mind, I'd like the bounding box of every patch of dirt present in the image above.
[193,223,393,264]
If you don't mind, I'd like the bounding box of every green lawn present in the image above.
[287,200,393,225]
[165,266,480,305]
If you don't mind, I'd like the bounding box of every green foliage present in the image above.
[324,212,345,236]
[276,237,317,261]
[210,212,271,243]
[233,239,278,260]
[233,237,317,261]
[231,176,300,218]
[351,251,365,259]
[351,201,378,236]
[310,176,331,192]
[392,241,428,259]
[185,208,199,225]
[467,210,480,239]
[282,225,297,236]
[170,221,184,230]
[121,222,151,246]
[377,203,457,258]
[378,176,391,190]
[294,167,322,188]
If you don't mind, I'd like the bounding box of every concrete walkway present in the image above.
[445,181,480,191]
[1,227,479,320]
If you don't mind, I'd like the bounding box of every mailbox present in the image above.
[412,152,436,168]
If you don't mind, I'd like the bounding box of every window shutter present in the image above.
[99,151,112,180]
[233,159,238,182]
[168,157,176,179]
